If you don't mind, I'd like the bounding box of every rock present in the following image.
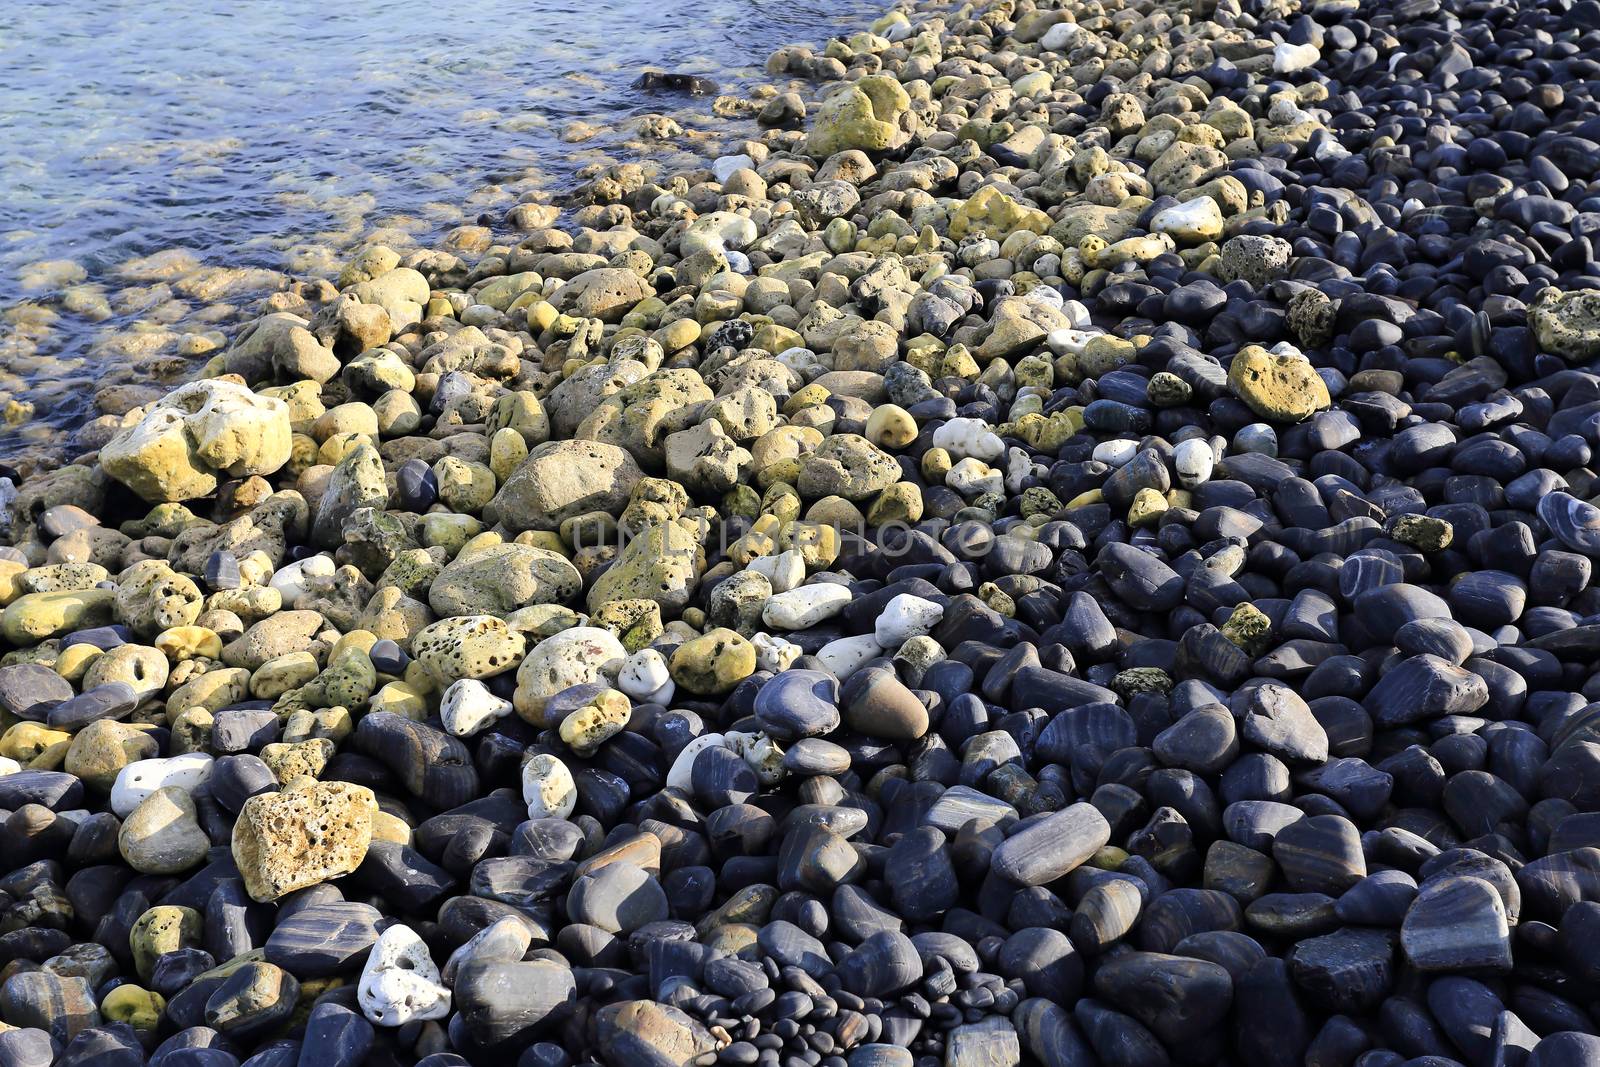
[1529,287,1600,362]
[357,924,449,1026]
[1228,347,1331,423]
[1401,875,1513,972]
[514,627,627,723]
[803,76,912,157]
[991,804,1111,886]
[100,381,292,502]
[488,441,643,532]
[797,434,902,500]
[111,752,214,817]
[595,999,716,1067]
[118,785,210,874]
[429,543,582,617]
[0,971,99,1044]
[523,753,578,820]
[231,780,375,901]
[550,268,653,323]
[440,678,514,737]
[264,901,381,976]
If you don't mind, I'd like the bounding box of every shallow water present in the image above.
[0,0,874,464]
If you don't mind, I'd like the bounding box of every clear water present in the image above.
[0,0,873,465]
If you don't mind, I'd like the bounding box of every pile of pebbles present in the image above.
[2,0,1600,1063]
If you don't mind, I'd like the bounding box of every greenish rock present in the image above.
[1389,514,1453,552]
[1529,287,1600,362]
[1,588,115,645]
[312,442,388,548]
[1286,288,1337,348]
[429,543,583,617]
[488,440,644,532]
[797,434,901,501]
[803,75,912,158]
[413,615,527,685]
[587,516,705,615]
[1227,346,1331,423]
[130,905,203,981]
[670,627,758,696]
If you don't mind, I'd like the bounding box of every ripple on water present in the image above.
[0,0,878,467]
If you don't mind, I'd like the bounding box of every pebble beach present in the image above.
[2,0,1600,1064]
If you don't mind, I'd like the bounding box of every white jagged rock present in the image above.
[753,632,802,673]
[680,211,758,256]
[522,753,578,820]
[762,583,853,630]
[946,457,1003,496]
[440,678,514,737]
[816,633,883,679]
[1045,327,1100,357]
[1273,41,1321,73]
[726,730,786,786]
[1004,448,1034,494]
[747,550,806,593]
[618,648,674,704]
[876,593,945,648]
[931,416,1004,461]
[111,754,213,818]
[1150,197,1224,243]
[1173,438,1216,488]
[269,553,336,607]
[667,733,728,792]
[358,924,450,1027]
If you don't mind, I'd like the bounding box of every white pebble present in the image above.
[521,753,577,820]
[1273,41,1320,73]
[618,648,674,704]
[1040,21,1081,50]
[713,154,755,183]
[753,633,802,673]
[1004,447,1035,494]
[816,634,884,679]
[1093,440,1139,467]
[747,550,806,593]
[358,924,450,1027]
[763,583,853,630]
[932,416,1004,462]
[1173,439,1215,488]
[0,756,19,776]
[946,457,1003,497]
[440,679,513,737]
[875,594,944,648]
[111,754,213,818]
[268,554,335,607]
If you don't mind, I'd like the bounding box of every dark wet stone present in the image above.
[454,960,576,1047]
[295,1002,371,1067]
[0,664,73,721]
[1288,927,1396,1014]
[204,961,299,1038]
[263,902,381,977]
[755,670,841,739]
[48,682,137,731]
[1401,876,1512,972]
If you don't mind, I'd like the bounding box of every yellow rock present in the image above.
[949,186,1052,242]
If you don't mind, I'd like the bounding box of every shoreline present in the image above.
[1,0,1600,1062]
